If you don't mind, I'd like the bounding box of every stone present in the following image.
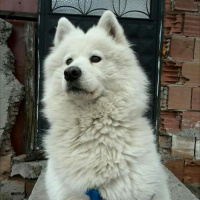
[12,194,25,200]
[1,180,25,194]
[0,192,11,200]
[172,135,195,158]
[0,138,13,155]
[167,168,199,200]
[195,139,200,160]
[160,86,168,110]
[11,161,46,179]
[28,168,199,200]
[0,19,24,147]
[176,129,200,140]
[170,37,194,61]
[168,86,191,110]
[159,135,172,148]
[159,147,171,157]
[182,112,200,130]
[185,183,200,199]
[28,170,47,200]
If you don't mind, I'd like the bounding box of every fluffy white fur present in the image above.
[43,11,171,200]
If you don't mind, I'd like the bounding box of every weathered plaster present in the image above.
[0,19,24,147]
[11,161,46,179]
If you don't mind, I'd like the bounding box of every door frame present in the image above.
[36,0,164,149]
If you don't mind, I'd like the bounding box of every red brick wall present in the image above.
[160,0,200,184]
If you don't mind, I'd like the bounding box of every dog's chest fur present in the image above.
[49,96,133,187]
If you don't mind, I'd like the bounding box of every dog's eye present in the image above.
[66,58,73,65]
[90,56,101,63]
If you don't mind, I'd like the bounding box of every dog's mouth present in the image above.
[67,86,86,93]
[67,83,94,95]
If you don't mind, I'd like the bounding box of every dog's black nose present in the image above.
[64,66,82,81]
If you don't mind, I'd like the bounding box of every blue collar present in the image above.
[86,189,155,200]
[86,189,102,200]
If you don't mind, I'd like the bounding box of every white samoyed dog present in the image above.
[43,11,171,200]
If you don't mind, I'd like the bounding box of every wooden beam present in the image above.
[23,22,36,153]
[0,10,37,21]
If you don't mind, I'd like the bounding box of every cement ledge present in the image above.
[29,167,198,200]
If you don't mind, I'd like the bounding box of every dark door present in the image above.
[37,0,164,149]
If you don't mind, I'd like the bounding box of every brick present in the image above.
[159,147,171,157]
[195,139,200,160]
[194,38,200,61]
[182,112,200,130]
[192,88,200,110]
[161,61,182,84]
[165,0,171,11]
[174,0,198,11]
[0,155,12,174]
[172,135,195,158]
[184,13,200,37]
[0,0,38,13]
[165,159,184,181]
[183,160,200,183]
[170,37,194,61]
[164,14,182,35]
[168,87,191,110]
[160,111,180,133]
[181,63,200,86]
[25,181,35,197]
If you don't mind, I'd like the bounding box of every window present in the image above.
[51,0,151,19]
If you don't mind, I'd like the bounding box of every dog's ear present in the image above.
[98,11,127,45]
[54,17,75,46]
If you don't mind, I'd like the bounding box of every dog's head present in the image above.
[45,11,148,106]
